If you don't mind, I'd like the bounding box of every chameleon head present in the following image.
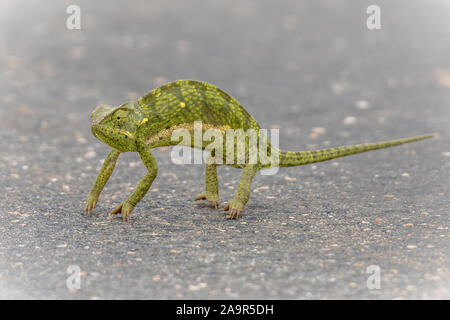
[90,102,138,152]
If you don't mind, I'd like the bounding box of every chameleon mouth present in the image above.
[91,124,106,143]
[92,125,134,142]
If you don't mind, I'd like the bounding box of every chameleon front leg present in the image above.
[109,144,158,221]
[194,162,220,209]
[224,163,259,219]
[85,149,121,214]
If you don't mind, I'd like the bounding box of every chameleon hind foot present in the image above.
[223,201,243,220]
[194,192,220,209]
[109,201,135,222]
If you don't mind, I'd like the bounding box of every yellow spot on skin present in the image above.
[111,128,134,138]
[139,118,148,126]
[123,131,134,138]
[180,102,186,108]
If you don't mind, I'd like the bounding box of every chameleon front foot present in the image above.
[84,194,99,215]
[223,201,243,220]
[194,192,220,209]
[109,201,135,222]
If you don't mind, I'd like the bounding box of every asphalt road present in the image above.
[0,0,449,299]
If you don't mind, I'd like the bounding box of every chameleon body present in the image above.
[85,79,433,221]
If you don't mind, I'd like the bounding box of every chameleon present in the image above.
[84,79,434,221]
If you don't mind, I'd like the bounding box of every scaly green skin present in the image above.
[84,79,434,221]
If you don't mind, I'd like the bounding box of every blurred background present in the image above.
[0,0,448,299]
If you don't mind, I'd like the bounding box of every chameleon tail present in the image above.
[278,134,434,167]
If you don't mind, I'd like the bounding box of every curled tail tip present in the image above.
[413,133,437,141]
[405,133,433,139]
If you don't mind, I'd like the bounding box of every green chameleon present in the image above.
[85,79,433,221]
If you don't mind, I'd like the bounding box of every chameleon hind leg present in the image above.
[224,163,259,219]
[194,161,220,209]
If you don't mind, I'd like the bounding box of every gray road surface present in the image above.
[0,0,449,299]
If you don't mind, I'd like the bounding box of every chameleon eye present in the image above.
[116,116,121,120]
